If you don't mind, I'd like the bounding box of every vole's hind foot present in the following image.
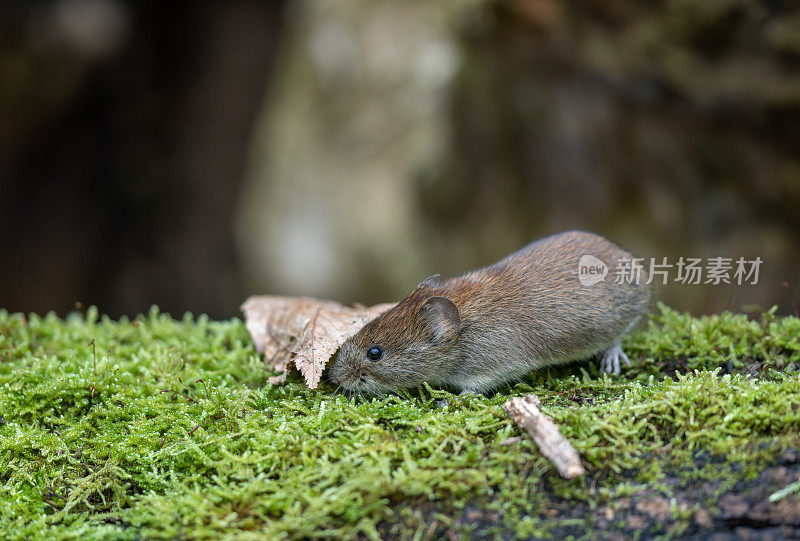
[599,343,630,376]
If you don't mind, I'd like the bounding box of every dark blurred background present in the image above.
[1,0,799,319]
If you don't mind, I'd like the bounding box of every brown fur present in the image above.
[328,231,651,394]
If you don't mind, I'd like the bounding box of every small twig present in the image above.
[503,395,585,479]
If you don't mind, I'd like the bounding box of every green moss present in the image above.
[0,305,798,539]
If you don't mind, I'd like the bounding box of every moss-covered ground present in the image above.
[1,304,799,539]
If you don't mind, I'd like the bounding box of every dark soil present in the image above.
[379,449,800,540]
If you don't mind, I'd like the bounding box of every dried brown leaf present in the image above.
[241,295,395,388]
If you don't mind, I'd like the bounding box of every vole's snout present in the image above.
[329,341,383,394]
[328,353,356,388]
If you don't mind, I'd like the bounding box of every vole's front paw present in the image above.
[599,343,630,376]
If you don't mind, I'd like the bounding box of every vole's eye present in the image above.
[366,345,383,361]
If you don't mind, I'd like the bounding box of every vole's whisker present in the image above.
[372,380,401,398]
[380,367,425,379]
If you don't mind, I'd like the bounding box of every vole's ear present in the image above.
[418,296,460,343]
[417,274,441,289]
